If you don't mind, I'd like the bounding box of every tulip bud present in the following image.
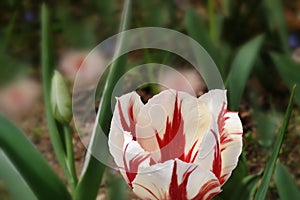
[51,70,72,124]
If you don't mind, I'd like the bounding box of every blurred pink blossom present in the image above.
[159,69,206,96]
[58,50,106,89]
[0,79,40,117]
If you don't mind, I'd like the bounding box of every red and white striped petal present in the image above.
[132,159,221,200]
[111,91,143,139]
[197,89,243,185]
[109,132,151,188]
[136,89,211,164]
[109,92,150,187]
[218,112,243,185]
[109,91,144,168]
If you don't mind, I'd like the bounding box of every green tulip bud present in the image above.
[51,70,72,124]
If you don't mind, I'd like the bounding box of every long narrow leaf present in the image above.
[0,150,37,200]
[0,115,70,199]
[184,8,218,65]
[271,52,300,106]
[74,1,131,199]
[274,162,300,200]
[226,34,264,110]
[41,3,75,188]
[254,85,296,200]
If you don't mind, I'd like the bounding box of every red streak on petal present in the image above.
[117,98,136,140]
[219,174,228,185]
[169,161,197,200]
[211,130,222,180]
[155,93,187,163]
[179,140,199,163]
[123,143,150,188]
[218,103,241,151]
[134,183,160,200]
[218,102,227,138]
[191,179,221,200]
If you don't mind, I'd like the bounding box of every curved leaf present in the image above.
[0,115,70,199]
[271,52,300,106]
[226,34,264,110]
[274,162,300,200]
[74,1,131,199]
[0,150,37,200]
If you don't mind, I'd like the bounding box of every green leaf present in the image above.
[218,173,261,200]
[0,115,70,199]
[226,34,264,110]
[264,0,289,53]
[74,1,131,199]
[41,4,77,191]
[274,162,300,200]
[271,52,300,106]
[254,85,296,200]
[0,150,37,200]
[254,111,280,147]
[184,8,218,65]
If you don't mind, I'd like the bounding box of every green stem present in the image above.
[74,1,131,199]
[41,4,76,195]
[208,0,217,44]
[63,125,78,194]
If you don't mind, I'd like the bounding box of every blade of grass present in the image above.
[0,150,37,200]
[208,0,217,44]
[74,1,131,199]
[41,3,76,192]
[226,34,264,110]
[254,85,296,200]
[0,115,70,199]
[274,162,300,200]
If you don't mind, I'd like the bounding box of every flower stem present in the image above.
[63,125,78,194]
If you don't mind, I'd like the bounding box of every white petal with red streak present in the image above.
[219,112,243,184]
[179,92,212,159]
[194,124,218,170]
[109,91,144,167]
[111,91,143,133]
[108,131,150,173]
[136,89,211,162]
[132,159,221,200]
[199,89,227,119]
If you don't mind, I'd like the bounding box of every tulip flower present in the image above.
[108,89,243,200]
